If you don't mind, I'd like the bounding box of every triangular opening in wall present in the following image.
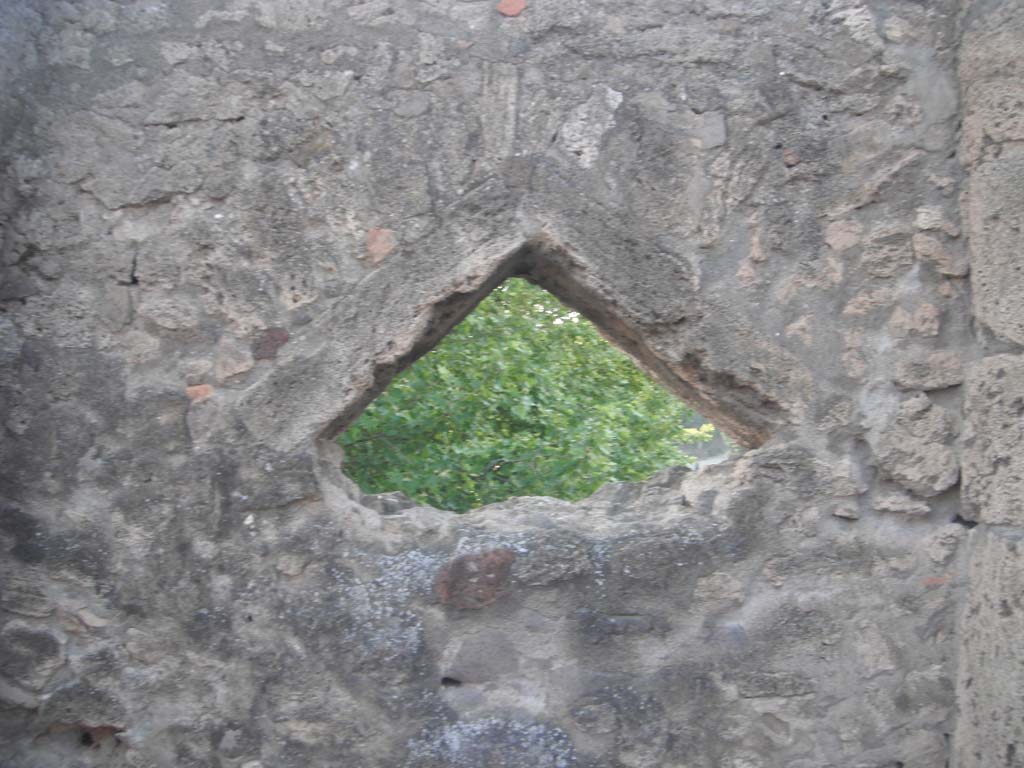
[338,277,732,513]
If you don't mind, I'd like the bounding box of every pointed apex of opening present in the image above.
[324,239,783,450]
[240,236,785,456]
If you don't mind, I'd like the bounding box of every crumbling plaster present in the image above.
[0,0,1021,766]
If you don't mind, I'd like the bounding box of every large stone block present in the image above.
[955,528,1024,768]
[967,147,1024,345]
[963,354,1024,525]
[962,78,1024,165]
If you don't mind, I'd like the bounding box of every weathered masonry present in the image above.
[1,1,1021,766]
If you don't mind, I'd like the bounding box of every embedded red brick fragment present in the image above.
[366,227,397,265]
[186,384,214,402]
[496,0,526,18]
[251,328,290,360]
[435,548,516,609]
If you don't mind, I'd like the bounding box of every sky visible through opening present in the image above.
[339,278,717,512]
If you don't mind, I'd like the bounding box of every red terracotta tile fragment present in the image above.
[186,384,214,402]
[435,548,516,609]
[366,227,397,265]
[496,0,526,18]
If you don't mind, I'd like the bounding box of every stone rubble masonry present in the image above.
[0,0,1018,766]
[871,393,960,497]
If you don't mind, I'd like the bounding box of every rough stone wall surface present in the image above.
[955,2,1024,766]
[0,0,1014,766]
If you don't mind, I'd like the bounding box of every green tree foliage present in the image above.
[340,279,713,512]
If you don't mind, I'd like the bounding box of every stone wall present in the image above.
[0,0,1018,766]
[955,2,1024,766]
